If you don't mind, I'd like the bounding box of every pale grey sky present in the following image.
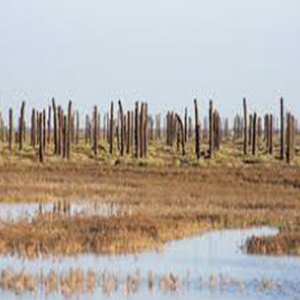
[0,0,299,120]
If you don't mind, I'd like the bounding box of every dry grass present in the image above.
[0,139,299,256]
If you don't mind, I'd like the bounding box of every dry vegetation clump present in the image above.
[0,212,214,258]
[246,232,300,256]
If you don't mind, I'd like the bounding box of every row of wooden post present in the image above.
[0,98,298,163]
[242,98,296,162]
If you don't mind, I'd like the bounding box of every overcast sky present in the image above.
[0,0,299,121]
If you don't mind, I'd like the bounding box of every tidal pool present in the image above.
[0,226,299,300]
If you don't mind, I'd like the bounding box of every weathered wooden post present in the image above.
[31,109,36,148]
[63,115,67,159]
[269,114,273,155]
[188,116,192,141]
[213,111,221,150]
[243,98,248,155]
[76,111,80,145]
[252,112,257,156]
[85,115,89,144]
[109,101,114,155]
[224,118,229,139]
[67,101,72,159]
[292,115,295,160]
[143,103,148,157]
[118,100,125,156]
[127,111,131,154]
[43,109,46,152]
[135,102,139,158]
[203,117,208,142]
[249,114,253,148]
[175,114,185,156]
[130,111,134,148]
[19,101,25,150]
[194,99,200,159]
[139,103,144,158]
[257,116,262,155]
[52,98,58,155]
[265,114,269,151]
[184,108,188,143]
[93,106,98,156]
[280,98,284,160]
[39,112,44,163]
[286,113,292,163]
[47,106,51,146]
[8,108,13,155]
[209,100,214,159]
[116,111,120,151]
[57,106,62,155]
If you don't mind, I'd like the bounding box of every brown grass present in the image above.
[0,140,299,256]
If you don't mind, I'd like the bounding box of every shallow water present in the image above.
[0,226,299,299]
[0,202,118,221]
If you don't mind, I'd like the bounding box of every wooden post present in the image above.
[76,111,80,145]
[249,114,253,148]
[39,112,44,163]
[286,113,291,163]
[57,106,62,155]
[194,99,200,159]
[139,103,144,158]
[130,111,134,148]
[269,114,273,155]
[93,106,98,156]
[47,105,51,146]
[118,100,125,156]
[43,109,46,152]
[243,98,247,155]
[257,116,262,155]
[63,115,67,159]
[252,112,257,156]
[85,115,89,144]
[67,101,72,159]
[135,102,139,158]
[31,109,36,148]
[184,107,188,143]
[19,101,25,150]
[188,116,192,141]
[127,111,131,154]
[209,100,214,159]
[8,108,13,155]
[52,98,58,155]
[280,98,284,160]
[143,103,148,157]
[175,114,185,156]
[109,102,114,155]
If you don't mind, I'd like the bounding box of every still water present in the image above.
[0,226,299,300]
